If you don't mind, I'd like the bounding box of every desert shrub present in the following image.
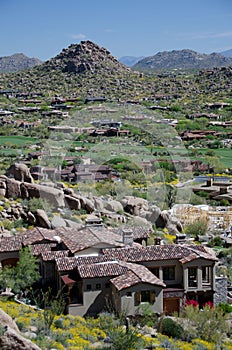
[207,236,223,247]
[158,317,184,339]
[2,219,14,230]
[108,326,145,350]
[218,302,232,314]
[184,218,208,238]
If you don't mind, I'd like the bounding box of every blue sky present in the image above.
[1,0,232,60]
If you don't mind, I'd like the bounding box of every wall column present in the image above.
[197,266,202,290]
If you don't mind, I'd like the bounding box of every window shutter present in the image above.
[151,291,156,304]
[134,291,141,306]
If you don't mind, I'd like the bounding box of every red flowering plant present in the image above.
[185,299,199,307]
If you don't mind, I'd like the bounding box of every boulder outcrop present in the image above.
[0,308,41,350]
[5,163,34,183]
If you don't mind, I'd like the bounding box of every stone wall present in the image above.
[214,276,227,305]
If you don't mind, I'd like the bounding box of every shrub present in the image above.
[2,219,14,230]
[158,317,184,339]
[218,302,232,314]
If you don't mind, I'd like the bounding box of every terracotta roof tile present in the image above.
[110,260,165,291]
[56,255,112,272]
[0,236,22,252]
[41,250,69,261]
[118,261,165,287]
[31,243,57,256]
[78,262,128,278]
[52,226,124,253]
[102,244,217,263]
[110,271,140,291]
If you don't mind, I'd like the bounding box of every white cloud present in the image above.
[70,33,86,40]
[105,29,114,33]
[193,31,232,39]
[177,31,232,40]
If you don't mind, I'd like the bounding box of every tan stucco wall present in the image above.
[114,284,163,316]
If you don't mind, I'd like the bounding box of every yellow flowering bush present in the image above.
[163,233,176,243]
[191,338,218,350]
[0,299,231,349]
[66,336,90,348]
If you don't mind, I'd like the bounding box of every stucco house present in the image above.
[0,225,218,317]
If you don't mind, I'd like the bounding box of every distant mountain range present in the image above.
[1,47,232,73]
[132,49,232,71]
[0,53,43,73]
[119,56,144,67]
[220,48,232,58]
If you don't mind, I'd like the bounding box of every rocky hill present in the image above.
[133,49,232,71]
[44,40,129,74]
[0,41,148,99]
[0,53,42,73]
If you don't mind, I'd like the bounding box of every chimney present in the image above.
[206,178,213,187]
[220,186,228,195]
[154,237,161,245]
[122,229,133,246]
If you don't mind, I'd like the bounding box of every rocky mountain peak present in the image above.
[47,40,129,74]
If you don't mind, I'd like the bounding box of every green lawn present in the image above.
[198,148,232,168]
[0,136,37,146]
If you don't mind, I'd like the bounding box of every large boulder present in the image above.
[5,163,34,183]
[51,214,67,228]
[74,195,95,213]
[35,209,51,229]
[121,196,149,215]
[0,308,41,350]
[146,207,182,233]
[145,206,162,223]
[5,178,21,198]
[0,328,41,350]
[64,195,81,210]
[105,200,124,213]
[0,308,19,333]
[20,183,65,208]
[93,197,104,210]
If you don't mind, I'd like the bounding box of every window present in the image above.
[134,290,156,306]
[150,267,159,277]
[188,267,197,287]
[202,266,211,284]
[86,284,92,291]
[96,283,101,290]
[105,282,110,289]
[126,292,132,297]
[163,267,175,280]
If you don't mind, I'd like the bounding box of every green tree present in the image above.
[0,247,40,293]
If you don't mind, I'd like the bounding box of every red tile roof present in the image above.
[31,243,57,256]
[110,271,140,291]
[0,236,22,252]
[102,244,217,263]
[110,261,165,291]
[78,262,127,278]
[56,255,112,272]
[41,250,69,261]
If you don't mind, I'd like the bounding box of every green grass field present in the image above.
[0,136,37,146]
